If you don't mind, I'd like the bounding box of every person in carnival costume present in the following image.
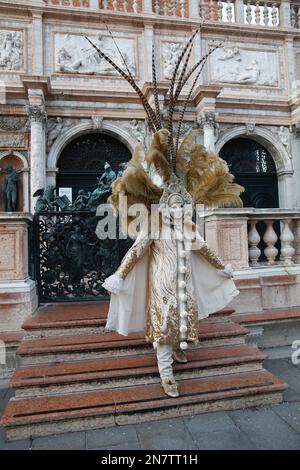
[86,29,244,398]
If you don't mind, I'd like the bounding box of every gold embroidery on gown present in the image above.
[145,236,198,346]
[114,226,225,346]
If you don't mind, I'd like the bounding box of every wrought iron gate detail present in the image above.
[33,211,132,302]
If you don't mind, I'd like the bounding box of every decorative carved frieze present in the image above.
[0,116,28,131]
[54,33,136,76]
[0,29,23,71]
[0,133,27,149]
[210,45,277,86]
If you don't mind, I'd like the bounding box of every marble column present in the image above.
[27,104,47,213]
[199,111,217,152]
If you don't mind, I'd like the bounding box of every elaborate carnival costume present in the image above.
[86,29,244,398]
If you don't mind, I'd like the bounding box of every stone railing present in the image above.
[204,208,300,269]
[199,0,235,22]
[290,2,300,28]
[36,0,300,29]
[247,209,300,266]
[44,0,90,7]
[243,1,280,26]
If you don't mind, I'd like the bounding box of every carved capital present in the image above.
[27,104,47,124]
[198,111,218,129]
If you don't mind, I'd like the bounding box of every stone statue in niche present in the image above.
[55,33,136,76]
[212,46,276,86]
[3,165,19,212]
[163,42,185,80]
[0,30,23,71]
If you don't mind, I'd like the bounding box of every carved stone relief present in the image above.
[0,30,23,71]
[0,116,28,131]
[162,42,185,80]
[46,117,79,151]
[54,33,136,76]
[210,46,277,86]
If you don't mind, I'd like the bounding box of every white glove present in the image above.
[103,274,124,294]
[218,263,234,278]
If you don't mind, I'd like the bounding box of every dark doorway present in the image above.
[220,137,280,261]
[219,137,279,209]
[56,133,131,201]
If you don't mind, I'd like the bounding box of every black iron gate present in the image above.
[31,211,132,303]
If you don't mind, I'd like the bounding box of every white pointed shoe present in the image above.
[161,376,179,398]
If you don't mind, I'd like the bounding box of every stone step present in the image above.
[22,302,235,339]
[1,369,287,441]
[233,306,300,325]
[22,301,108,339]
[12,343,266,397]
[17,321,249,365]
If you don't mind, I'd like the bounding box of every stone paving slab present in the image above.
[228,406,300,450]
[271,402,300,434]
[136,418,198,450]
[32,431,86,450]
[183,411,238,434]
[86,425,140,450]
[193,428,257,450]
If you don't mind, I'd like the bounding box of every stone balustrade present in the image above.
[199,0,235,22]
[247,209,300,266]
[243,1,280,26]
[38,1,298,29]
[40,0,284,27]
[203,208,300,269]
[290,2,300,28]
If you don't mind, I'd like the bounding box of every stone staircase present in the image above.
[1,302,287,441]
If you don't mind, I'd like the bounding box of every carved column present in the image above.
[27,103,47,212]
[199,111,217,152]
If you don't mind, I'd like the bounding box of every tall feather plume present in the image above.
[152,41,162,129]
[165,29,199,170]
[85,36,160,132]
[145,129,171,182]
[175,42,224,154]
[185,144,244,208]
[109,144,162,225]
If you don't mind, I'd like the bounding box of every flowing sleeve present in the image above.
[115,235,152,279]
[190,221,225,270]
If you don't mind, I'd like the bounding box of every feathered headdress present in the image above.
[85,27,244,214]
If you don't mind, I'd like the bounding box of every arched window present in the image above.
[220,137,279,208]
[56,133,131,200]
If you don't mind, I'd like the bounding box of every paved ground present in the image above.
[0,357,300,450]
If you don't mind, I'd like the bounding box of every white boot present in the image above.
[154,343,179,398]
